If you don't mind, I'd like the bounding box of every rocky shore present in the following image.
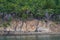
[0,19,60,33]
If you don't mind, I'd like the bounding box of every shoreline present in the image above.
[0,31,60,36]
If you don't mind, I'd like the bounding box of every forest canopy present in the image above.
[0,0,60,21]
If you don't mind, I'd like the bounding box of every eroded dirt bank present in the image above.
[0,19,60,32]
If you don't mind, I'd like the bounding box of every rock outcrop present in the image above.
[0,19,60,32]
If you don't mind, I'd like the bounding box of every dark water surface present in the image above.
[0,35,60,40]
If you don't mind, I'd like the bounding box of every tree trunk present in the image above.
[35,20,39,32]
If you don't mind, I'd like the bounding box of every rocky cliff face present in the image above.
[0,19,60,32]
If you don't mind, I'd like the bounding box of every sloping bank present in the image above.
[0,19,60,35]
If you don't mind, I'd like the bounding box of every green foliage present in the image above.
[1,22,10,27]
[0,0,60,21]
[21,13,28,20]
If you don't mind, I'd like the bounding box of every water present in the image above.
[0,35,60,40]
